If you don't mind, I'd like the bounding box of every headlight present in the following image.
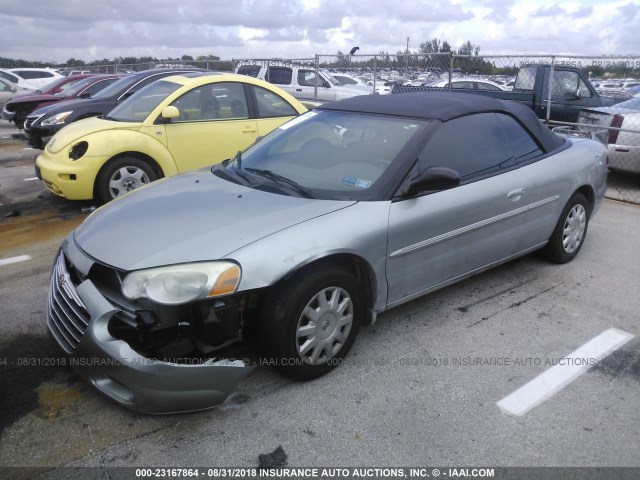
[122,262,241,305]
[40,111,73,127]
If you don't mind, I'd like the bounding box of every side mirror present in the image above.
[161,106,180,120]
[78,91,91,98]
[403,166,460,196]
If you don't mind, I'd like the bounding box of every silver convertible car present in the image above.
[47,92,607,413]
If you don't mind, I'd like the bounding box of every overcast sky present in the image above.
[0,0,638,64]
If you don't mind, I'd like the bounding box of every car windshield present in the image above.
[37,77,75,93]
[615,97,640,110]
[321,70,341,86]
[106,80,181,122]
[222,110,426,200]
[92,75,140,99]
[57,77,96,97]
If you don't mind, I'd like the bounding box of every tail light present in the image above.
[608,114,624,144]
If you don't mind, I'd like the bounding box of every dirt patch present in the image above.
[0,211,87,250]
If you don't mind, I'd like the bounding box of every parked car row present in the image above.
[2,74,123,129]
[35,72,306,202]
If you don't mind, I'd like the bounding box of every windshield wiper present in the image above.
[231,151,253,184]
[244,168,313,198]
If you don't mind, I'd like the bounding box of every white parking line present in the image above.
[0,255,33,267]
[23,177,39,181]
[497,328,635,416]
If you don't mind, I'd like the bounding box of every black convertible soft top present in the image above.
[318,92,566,153]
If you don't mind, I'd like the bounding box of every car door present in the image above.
[386,113,531,307]
[265,67,296,98]
[163,82,258,172]
[249,84,301,137]
[296,69,336,101]
[547,70,602,123]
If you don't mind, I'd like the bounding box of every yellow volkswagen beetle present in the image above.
[36,73,308,202]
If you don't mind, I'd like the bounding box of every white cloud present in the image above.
[0,0,637,63]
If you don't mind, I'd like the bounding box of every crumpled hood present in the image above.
[9,93,58,106]
[74,169,356,271]
[47,116,139,153]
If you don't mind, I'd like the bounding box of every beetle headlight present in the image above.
[69,141,88,160]
[40,111,73,127]
[122,262,241,305]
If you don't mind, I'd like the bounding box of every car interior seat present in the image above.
[202,96,220,119]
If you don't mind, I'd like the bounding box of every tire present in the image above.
[96,156,158,203]
[259,264,363,381]
[539,192,589,264]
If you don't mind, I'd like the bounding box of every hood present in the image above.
[47,116,140,153]
[8,93,58,106]
[31,96,114,118]
[74,169,356,271]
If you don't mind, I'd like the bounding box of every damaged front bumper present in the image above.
[47,238,253,414]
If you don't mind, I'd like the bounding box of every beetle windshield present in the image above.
[106,80,181,122]
[226,110,426,200]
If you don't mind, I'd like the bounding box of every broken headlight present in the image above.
[122,262,241,305]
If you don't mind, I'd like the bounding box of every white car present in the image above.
[334,73,391,95]
[578,96,640,175]
[0,77,30,107]
[428,77,508,91]
[3,68,63,90]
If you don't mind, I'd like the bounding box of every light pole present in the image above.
[405,37,409,75]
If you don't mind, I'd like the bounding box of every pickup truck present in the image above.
[392,65,620,124]
[236,63,373,102]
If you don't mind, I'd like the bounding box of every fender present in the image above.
[79,128,179,177]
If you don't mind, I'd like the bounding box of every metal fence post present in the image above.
[448,53,454,91]
[546,56,555,125]
[314,55,320,101]
[373,55,378,93]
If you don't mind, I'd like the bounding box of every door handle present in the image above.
[242,126,257,133]
[296,88,302,91]
[507,188,525,200]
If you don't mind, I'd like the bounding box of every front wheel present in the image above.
[259,264,363,380]
[539,192,589,264]
[96,156,158,203]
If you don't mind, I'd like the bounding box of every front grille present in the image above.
[47,253,91,353]
[24,114,44,131]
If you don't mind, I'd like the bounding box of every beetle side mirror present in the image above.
[161,106,180,119]
[403,166,460,196]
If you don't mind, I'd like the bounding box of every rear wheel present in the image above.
[539,192,589,264]
[259,264,362,380]
[96,156,158,203]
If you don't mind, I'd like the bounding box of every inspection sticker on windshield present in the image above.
[342,177,372,188]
